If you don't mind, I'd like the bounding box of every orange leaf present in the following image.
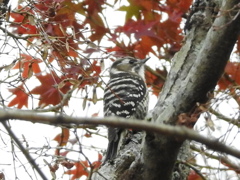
[225,62,240,84]
[218,75,232,90]
[53,128,70,146]
[65,160,89,180]
[92,153,103,169]
[90,60,101,76]
[187,170,203,180]
[145,68,166,96]
[11,9,37,35]
[31,72,71,107]
[13,54,41,78]
[61,160,75,169]
[237,36,240,53]
[218,62,240,90]
[84,132,91,138]
[8,84,28,109]
[136,36,160,58]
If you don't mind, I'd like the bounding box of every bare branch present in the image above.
[0,108,240,160]
[191,144,240,173]
[1,121,48,180]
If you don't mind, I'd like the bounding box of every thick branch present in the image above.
[0,108,240,160]
[142,0,240,179]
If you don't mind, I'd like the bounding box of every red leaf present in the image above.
[10,8,37,35]
[31,72,71,107]
[225,62,240,84]
[85,10,108,42]
[116,19,161,40]
[13,54,41,78]
[218,75,232,90]
[135,36,161,58]
[92,153,103,169]
[106,45,130,57]
[237,35,240,53]
[10,11,24,22]
[218,62,240,90]
[167,0,193,15]
[187,170,203,180]
[91,60,101,76]
[8,84,28,108]
[61,160,75,169]
[65,160,89,180]
[84,132,92,138]
[85,0,105,15]
[53,128,70,146]
[145,68,167,96]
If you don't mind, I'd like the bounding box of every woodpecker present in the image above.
[103,57,149,163]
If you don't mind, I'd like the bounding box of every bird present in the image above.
[103,56,149,163]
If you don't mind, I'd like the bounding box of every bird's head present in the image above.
[109,57,150,79]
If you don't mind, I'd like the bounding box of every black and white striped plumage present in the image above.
[103,57,149,163]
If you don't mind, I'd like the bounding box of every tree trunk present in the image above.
[97,0,240,179]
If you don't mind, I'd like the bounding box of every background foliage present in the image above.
[0,0,240,179]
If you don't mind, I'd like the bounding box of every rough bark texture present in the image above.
[0,0,9,25]
[97,0,240,179]
[142,0,240,179]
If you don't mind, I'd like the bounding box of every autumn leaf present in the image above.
[118,4,141,21]
[84,132,92,138]
[116,19,159,39]
[218,74,232,90]
[10,7,37,35]
[31,72,71,107]
[53,128,70,146]
[145,67,167,96]
[13,54,41,79]
[8,84,28,109]
[92,153,103,169]
[65,160,89,180]
[167,0,193,15]
[84,5,108,42]
[187,170,203,180]
[237,35,240,53]
[61,160,75,169]
[218,62,240,90]
[225,62,240,84]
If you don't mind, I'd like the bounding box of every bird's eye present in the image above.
[129,59,135,64]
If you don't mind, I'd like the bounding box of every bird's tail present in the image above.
[103,139,119,164]
[103,128,125,164]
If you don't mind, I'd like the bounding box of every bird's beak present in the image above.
[141,57,150,64]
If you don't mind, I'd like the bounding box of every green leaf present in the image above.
[118,5,141,21]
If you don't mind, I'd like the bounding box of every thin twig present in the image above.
[209,107,240,127]
[191,144,240,172]
[1,121,48,180]
[176,160,207,180]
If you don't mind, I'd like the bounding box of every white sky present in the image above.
[0,0,158,179]
[0,0,240,180]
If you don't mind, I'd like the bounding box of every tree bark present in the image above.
[0,0,9,24]
[95,0,240,179]
[142,0,240,179]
